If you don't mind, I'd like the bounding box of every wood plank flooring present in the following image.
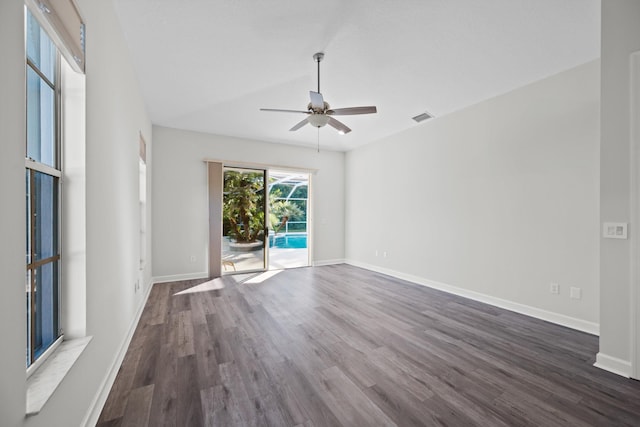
[97,264,640,426]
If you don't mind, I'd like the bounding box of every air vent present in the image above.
[412,112,433,123]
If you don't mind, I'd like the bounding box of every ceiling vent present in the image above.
[412,112,433,123]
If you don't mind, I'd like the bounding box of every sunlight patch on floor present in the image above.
[244,269,283,284]
[173,278,225,295]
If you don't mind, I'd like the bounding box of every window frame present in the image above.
[25,8,63,370]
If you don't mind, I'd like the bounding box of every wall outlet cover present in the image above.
[603,222,628,239]
[570,287,582,300]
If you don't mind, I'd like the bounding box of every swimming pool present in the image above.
[269,233,307,249]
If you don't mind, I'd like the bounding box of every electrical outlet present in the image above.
[375,250,378,257]
[190,255,196,263]
[570,287,582,300]
[383,251,387,258]
[603,222,628,239]
[550,282,560,294]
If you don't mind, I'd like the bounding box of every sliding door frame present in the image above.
[222,166,268,276]
[206,159,316,278]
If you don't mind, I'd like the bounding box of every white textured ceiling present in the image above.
[113,0,600,151]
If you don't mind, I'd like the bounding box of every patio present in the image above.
[222,238,309,273]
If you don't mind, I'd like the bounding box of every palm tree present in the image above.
[269,199,304,233]
[223,171,265,243]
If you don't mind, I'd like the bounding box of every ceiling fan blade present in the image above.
[260,108,309,114]
[327,106,377,115]
[289,118,309,131]
[327,116,352,134]
[309,91,325,109]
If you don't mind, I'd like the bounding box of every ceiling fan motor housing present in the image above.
[307,101,330,114]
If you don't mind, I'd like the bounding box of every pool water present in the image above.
[270,234,307,249]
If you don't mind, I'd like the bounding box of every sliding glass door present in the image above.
[221,167,267,273]
[217,166,312,276]
[268,170,310,270]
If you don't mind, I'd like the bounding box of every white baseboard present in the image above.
[313,259,345,267]
[152,271,209,284]
[345,259,600,336]
[80,280,154,427]
[594,352,632,378]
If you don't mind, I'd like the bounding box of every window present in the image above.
[25,9,61,367]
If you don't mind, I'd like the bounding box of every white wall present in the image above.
[152,126,345,280]
[597,0,640,377]
[0,1,29,425]
[0,0,152,425]
[346,60,600,331]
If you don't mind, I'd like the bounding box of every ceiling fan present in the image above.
[260,52,377,135]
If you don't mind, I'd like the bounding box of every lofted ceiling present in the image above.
[113,0,600,151]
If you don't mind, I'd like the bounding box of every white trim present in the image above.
[313,259,346,267]
[345,259,600,336]
[594,352,632,378]
[152,271,209,284]
[306,174,313,267]
[26,335,63,379]
[204,158,318,175]
[26,336,92,415]
[80,280,153,427]
[630,51,640,380]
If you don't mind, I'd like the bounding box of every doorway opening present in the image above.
[220,167,311,275]
[221,167,267,274]
[268,170,310,270]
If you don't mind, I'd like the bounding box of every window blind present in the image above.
[26,0,85,73]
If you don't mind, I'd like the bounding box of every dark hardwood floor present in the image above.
[97,264,640,426]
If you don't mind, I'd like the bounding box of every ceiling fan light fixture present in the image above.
[308,114,330,128]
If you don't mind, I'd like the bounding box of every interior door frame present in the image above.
[631,51,640,380]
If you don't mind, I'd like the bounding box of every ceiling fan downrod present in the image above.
[313,52,324,94]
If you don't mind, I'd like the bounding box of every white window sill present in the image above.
[26,336,92,416]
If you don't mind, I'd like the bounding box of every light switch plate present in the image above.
[570,287,582,300]
[603,222,628,239]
